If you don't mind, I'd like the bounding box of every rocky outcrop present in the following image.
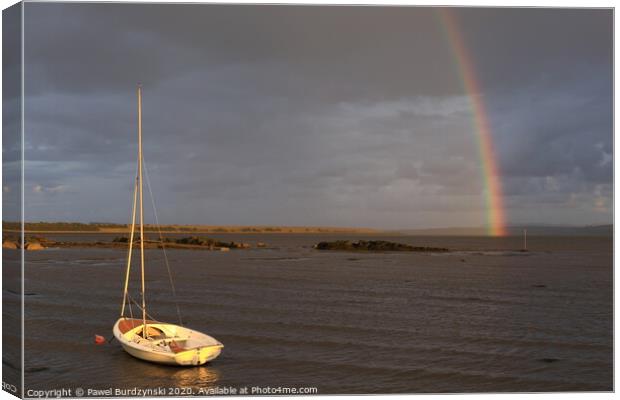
[2,236,47,250]
[46,235,257,251]
[314,240,449,252]
[2,240,19,249]
[168,236,251,249]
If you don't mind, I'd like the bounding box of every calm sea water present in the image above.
[5,234,613,394]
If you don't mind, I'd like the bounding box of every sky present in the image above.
[9,4,613,229]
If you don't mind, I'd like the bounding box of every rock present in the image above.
[176,236,205,245]
[228,241,250,249]
[256,242,267,248]
[219,247,230,252]
[538,358,560,363]
[25,242,45,251]
[2,240,19,249]
[315,240,449,252]
[173,236,245,249]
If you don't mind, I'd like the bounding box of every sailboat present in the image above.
[113,85,223,366]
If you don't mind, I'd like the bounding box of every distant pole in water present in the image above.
[523,229,527,251]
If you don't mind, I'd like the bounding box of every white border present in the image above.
[0,2,615,400]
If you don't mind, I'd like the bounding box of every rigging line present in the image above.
[127,292,159,322]
[128,289,135,321]
[142,156,184,326]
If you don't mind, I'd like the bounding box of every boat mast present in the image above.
[138,84,148,338]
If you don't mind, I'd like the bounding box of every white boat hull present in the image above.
[113,318,223,366]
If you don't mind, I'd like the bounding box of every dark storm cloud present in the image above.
[491,75,612,183]
[22,4,612,228]
[25,4,461,98]
[454,8,612,90]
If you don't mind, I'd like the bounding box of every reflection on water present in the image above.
[171,366,221,388]
[116,358,221,389]
[18,234,613,394]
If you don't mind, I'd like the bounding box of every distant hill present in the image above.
[393,225,613,236]
[3,221,612,236]
[2,221,379,234]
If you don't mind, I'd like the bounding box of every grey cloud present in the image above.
[19,4,612,228]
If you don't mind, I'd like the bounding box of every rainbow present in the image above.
[438,9,507,236]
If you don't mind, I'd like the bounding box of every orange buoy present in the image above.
[94,335,106,345]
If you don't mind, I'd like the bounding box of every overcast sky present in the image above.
[14,4,612,228]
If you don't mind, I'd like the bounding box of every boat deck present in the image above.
[118,318,159,334]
